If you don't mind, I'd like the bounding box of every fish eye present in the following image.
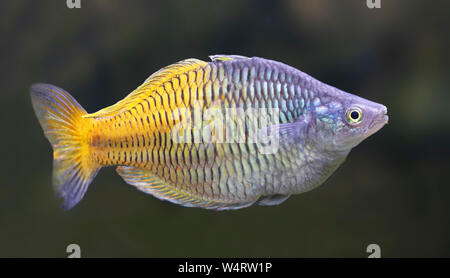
[346,107,363,125]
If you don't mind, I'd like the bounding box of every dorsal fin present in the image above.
[83,58,208,119]
[209,54,249,62]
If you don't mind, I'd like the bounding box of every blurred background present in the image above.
[0,0,449,257]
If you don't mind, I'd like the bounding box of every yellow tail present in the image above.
[31,83,100,210]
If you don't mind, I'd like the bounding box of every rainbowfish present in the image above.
[31,55,388,210]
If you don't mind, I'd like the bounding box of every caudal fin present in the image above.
[31,83,100,210]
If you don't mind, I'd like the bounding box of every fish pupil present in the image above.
[350,111,360,120]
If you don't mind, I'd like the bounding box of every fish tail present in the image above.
[30,83,100,210]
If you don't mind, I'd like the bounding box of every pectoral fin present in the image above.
[255,120,307,154]
[257,194,291,206]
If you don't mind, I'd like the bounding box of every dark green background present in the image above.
[1,0,449,257]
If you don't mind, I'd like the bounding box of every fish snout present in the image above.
[378,105,389,125]
[367,105,388,136]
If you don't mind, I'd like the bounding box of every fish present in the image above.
[30,55,388,210]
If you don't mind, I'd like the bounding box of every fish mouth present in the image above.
[379,106,389,125]
[367,107,389,136]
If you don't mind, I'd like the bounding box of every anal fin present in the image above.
[116,166,259,210]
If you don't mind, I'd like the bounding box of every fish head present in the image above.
[312,86,388,152]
